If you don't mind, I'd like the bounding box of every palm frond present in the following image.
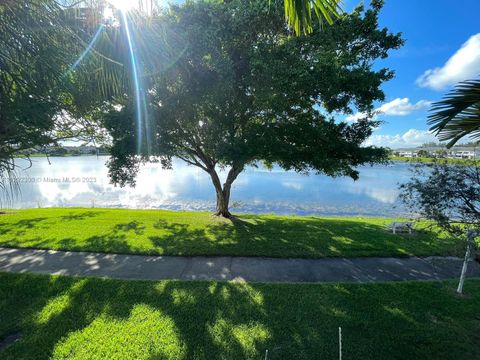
[282,0,343,35]
[428,78,480,148]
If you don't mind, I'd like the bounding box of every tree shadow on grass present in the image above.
[113,220,146,235]
[149,216,459,258]
[0,212,460,258]
[0,218,48,236]
[57,220,147,254]
[0,210,103,243]
[59,211,103,221]
[57,234,133,255]
[1,273,479,359]
[0,210,104,238]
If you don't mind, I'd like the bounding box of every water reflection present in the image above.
[6,157,411,216]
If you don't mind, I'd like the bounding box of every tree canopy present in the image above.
[102,0,403,217]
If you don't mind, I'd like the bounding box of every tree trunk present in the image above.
[215,183,232,218]
[457,241,471,295]
[457,229,477,294]
[208,164,243,218]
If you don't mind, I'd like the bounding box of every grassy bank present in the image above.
[1,272,479,359]
[390,156,478,165]
[0,208,462,258]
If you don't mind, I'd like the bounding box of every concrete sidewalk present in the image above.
[1,247,479,283]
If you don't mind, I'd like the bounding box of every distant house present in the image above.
[53,145,99,155]
[449,148,478,159]
[396,148,421,157]
[394,146,480,160]
[78,146,97,154]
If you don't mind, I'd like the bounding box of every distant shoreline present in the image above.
[15,154,108,158]
[390,156,477,165]
[15,154,478,165]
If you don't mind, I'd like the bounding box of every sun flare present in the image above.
[107,0,136,11]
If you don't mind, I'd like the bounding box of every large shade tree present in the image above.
[0,0,341,182]
[0,0,339,201]
[103,0,403,217]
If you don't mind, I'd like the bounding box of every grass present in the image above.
[390,156,478,165]
[0,272,479,359]
[0,208,464,258]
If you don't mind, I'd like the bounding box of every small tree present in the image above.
[50,147,68,157]
[435,149,447,158]
[417,149,429,158]
[103,0,403,217]
[400,161,480,293]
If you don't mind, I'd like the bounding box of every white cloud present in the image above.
[364,129,437,148]
[282,181,303,190]
[377,98,431,115]
[416,33,480,90]
[346,111,369,122]
[346,98,430,121]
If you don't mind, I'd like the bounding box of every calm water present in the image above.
[5,156,414,216]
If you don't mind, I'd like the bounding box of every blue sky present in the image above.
[342,0,480,148]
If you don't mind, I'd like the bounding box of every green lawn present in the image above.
[0,208,463,258]
[0,272,479,359]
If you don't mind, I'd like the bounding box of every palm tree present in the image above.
[283,0,343,35]
[0,0,127,202]
[428,78,480,147]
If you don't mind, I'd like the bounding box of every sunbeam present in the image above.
[107,0,136,12]
[120,10,149,155]
[70,24,105,71]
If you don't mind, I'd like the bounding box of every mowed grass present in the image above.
[0,208,463,258]
[1,272,480,359]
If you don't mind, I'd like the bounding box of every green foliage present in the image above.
[428,78,480,147]
[2,272,480,359]
[104,0,403,215]
[0,0,73,201]
[416,149,430,158]
[0,1,71,159]
[0,208,462,258]
[0,1,127,200]
[435,149,448,158]
[400,162,480,236]
[282,0,343,35]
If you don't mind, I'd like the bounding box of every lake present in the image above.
[5,156,415,217]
